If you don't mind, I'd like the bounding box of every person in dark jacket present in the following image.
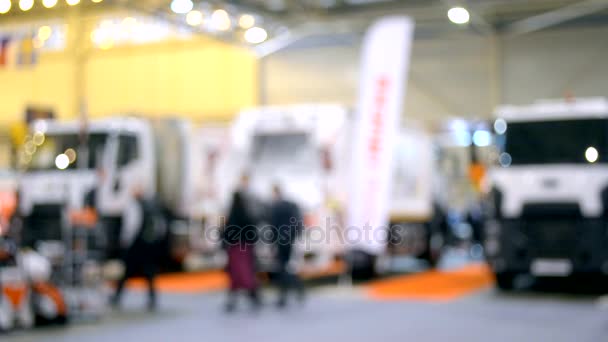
[111,188,164,311]
[222,190,261,312]
[269,184,305,308]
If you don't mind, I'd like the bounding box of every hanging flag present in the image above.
[345,17,415,256]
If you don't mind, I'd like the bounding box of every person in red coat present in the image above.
[222,190,261,312]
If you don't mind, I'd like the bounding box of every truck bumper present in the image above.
[485,218,608,275]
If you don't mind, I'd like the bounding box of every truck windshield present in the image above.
[28,133,108,171]
[504,118,607,165]
[251,133,319,172]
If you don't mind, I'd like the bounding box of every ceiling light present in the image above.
[171,0,193,14]
[0,0,10,14]
[186,10,203,26]
[92,0,103,3]
[19,0,33,11]
[42,0,57,8]
[244,26,267,44]
[38,26,53,41]
[238,14,255,29]
[66,0,80,6]
[448,7,470,24]
[212,9,231,31]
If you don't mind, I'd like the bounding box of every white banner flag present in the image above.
[346,17,415,255]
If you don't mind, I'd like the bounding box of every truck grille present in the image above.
[522,219,578,257]
[22,204,65,248]
[520,203,582,258]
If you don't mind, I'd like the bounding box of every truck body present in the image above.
[18,117,200,266]
[207,105,443,274]
[485,98,608,289]
[212,105,350,273]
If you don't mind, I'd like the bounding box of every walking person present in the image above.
[222,190,262,312]
[269,184,305,308]
[111,187,164,311]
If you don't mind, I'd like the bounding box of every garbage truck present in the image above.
[204,105,444,276]
[211,105,351,274]
[17,117,202,271]
[485,97,608,290]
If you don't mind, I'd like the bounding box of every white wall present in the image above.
[502,26,608,104]
[261,25,608,123]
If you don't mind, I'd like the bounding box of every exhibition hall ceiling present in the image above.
[0,0,607,48]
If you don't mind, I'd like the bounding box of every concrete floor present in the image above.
[4,276,608,342]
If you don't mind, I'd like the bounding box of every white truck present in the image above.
[485,98,608,290]
[386,124,444,267]
[212,105,350,273]
[18,117,201,268]
[206,104,444,275]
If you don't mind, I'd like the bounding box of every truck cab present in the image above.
[224,105,350,273]
[485,98,608,289]
[18,118,155,257]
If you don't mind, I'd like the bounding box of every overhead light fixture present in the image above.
[91,0,103,3]
[0,0,10,14]
[186,10,203,26]
[38,26,53,41]
[170,0,193,14]
[448,7,470,24]
[19,0,33,11]
[42,0,57,8]
[66,0,80,5]
[211,9,231,31]
[238,14,255,29]
[244,26,267,44]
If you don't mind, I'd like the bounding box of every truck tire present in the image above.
[419,231,444,268]
[348,250,377,280]
[495,272,515,291]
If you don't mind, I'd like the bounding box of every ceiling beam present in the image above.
[503,0,608,35]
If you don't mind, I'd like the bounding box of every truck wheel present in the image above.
[348,250,377,280]
[495,272,515,291]
[418,232,443,268]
